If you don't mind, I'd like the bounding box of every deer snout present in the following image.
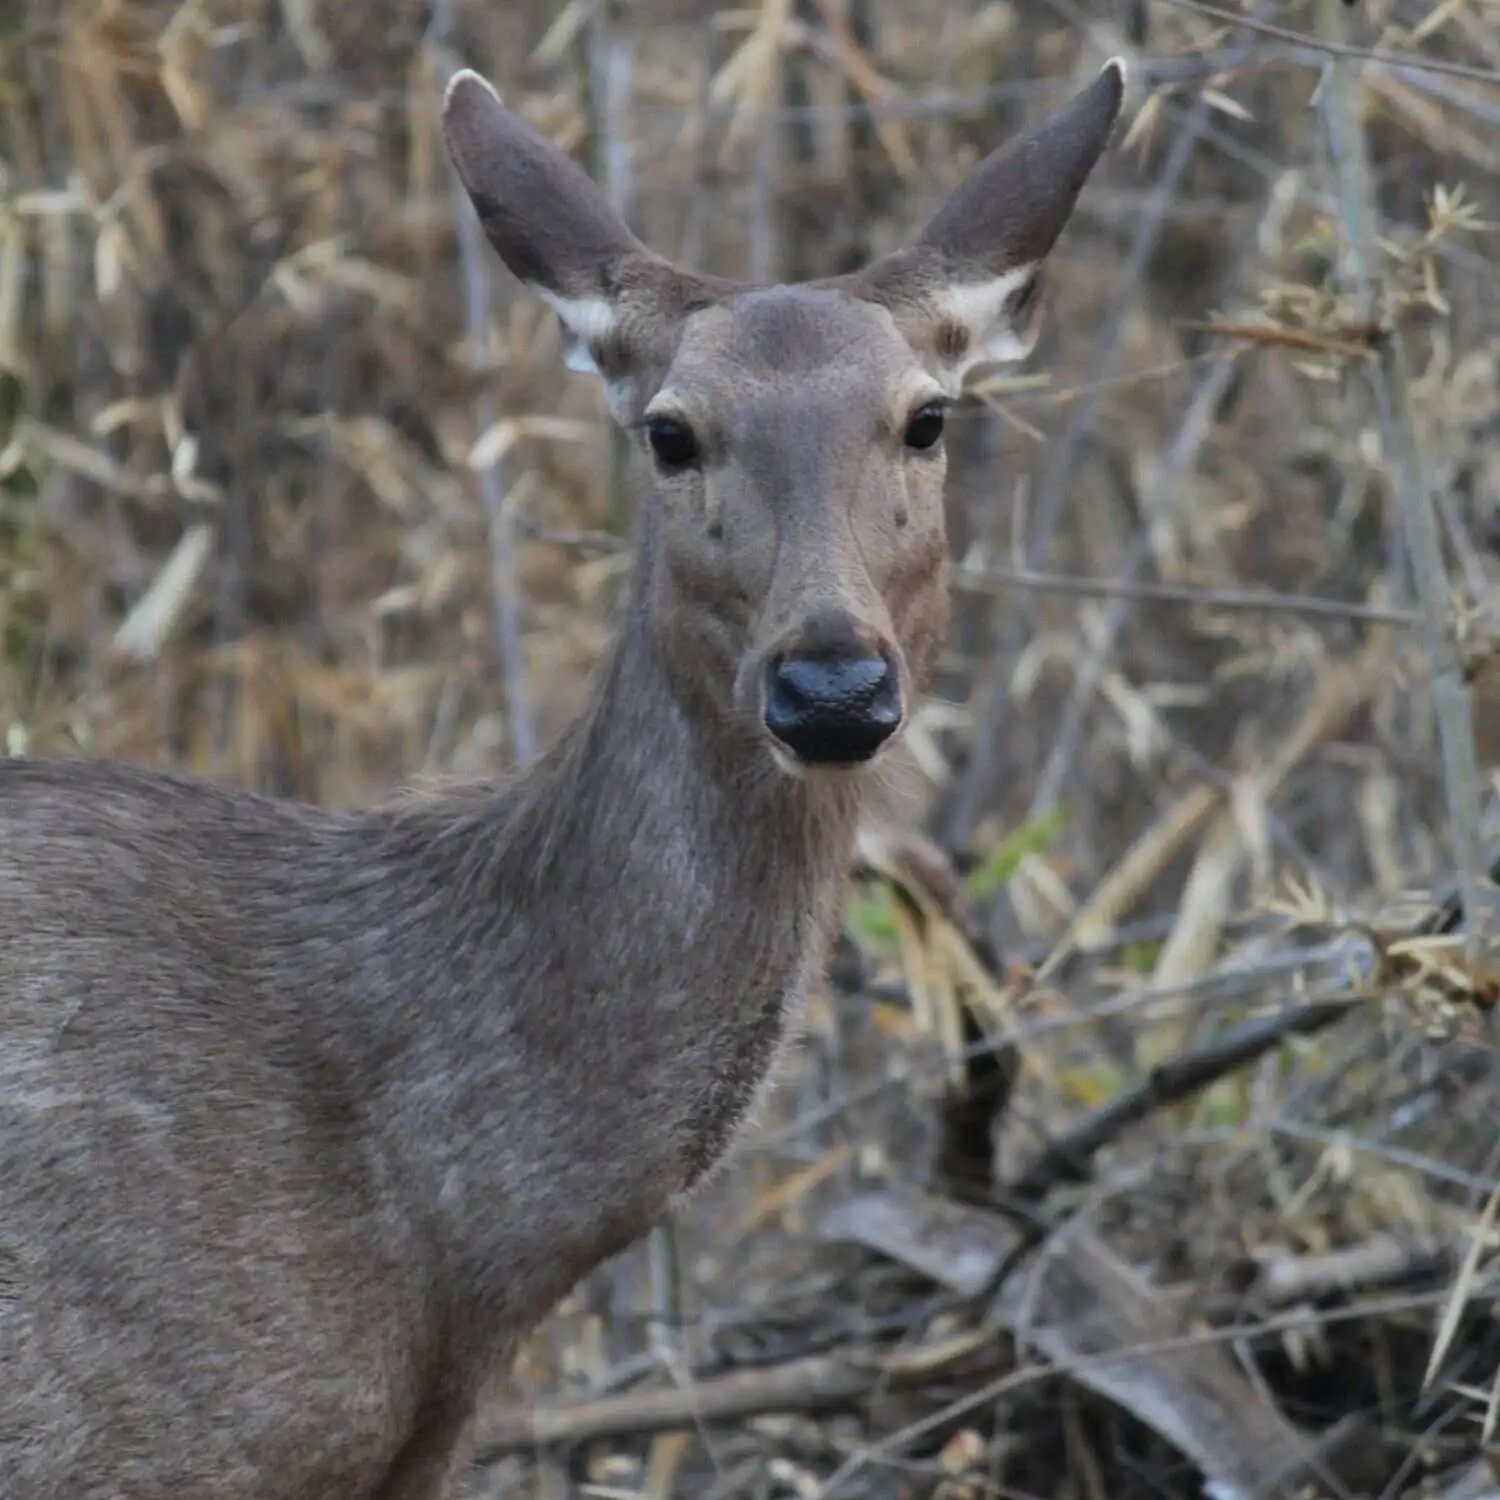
[762,642,902,767]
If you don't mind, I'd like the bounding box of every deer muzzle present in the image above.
[762,642,902,767]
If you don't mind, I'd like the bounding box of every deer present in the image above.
[0,55,1124,1500]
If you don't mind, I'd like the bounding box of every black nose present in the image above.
[763,649,902,765]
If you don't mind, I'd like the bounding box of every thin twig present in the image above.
[939,16,1266,846]
[812,1283,1487,1499]
[1314,0,1495,960]
[471,1346,961,1458]
[1255,1233,1463,1307]
[1006,997,1359,1201]
[425,11,535,770]
[1157,0,1500,87]
[1017,159,1302,827]
[953,562,1421,628]
[744,936,1375,1160]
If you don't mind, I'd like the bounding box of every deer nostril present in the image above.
[763,651,901,766]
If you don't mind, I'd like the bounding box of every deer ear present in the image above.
[851,59,1126,388]
[443,69,680,413]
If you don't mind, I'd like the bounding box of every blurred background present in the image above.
[4,1,1500,1496]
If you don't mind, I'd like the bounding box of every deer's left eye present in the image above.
[903,402,947,452]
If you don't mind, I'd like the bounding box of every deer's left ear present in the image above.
[845,59,1126,388]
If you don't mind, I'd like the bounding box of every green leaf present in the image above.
[0,367,24,445]
[1120,940,1161,974]
[1195,1081,1248,1132]
[844,881,901,950]
[964,805,1070,903]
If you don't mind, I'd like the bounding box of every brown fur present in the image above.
[0,58,1123,1500]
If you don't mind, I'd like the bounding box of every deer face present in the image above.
[636,286,956,772]
[442,62,1124,775]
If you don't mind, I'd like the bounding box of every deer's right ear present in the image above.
[442,69,668,416]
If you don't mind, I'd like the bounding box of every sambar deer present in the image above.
[0,56,1124,1500]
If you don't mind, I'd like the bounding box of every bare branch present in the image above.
[1314,0,1496,960]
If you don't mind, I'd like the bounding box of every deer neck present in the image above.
[351,527,867,1330]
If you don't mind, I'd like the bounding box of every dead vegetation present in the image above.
[3,0,1500,1495]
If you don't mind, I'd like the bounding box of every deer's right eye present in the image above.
[645,415,701,470]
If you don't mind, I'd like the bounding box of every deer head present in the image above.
[443,62,1124,777]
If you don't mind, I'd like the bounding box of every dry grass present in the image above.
[4,0,1500,1496]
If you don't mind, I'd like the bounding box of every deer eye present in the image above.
[645,415,700,470]
[903,401,947,452]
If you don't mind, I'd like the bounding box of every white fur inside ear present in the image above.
[562,339,599,375]
[536,287,617,377]
[600,379,636,428]
[935,264,1041,368]
[536,288,616,344]
[534,286,637,426]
